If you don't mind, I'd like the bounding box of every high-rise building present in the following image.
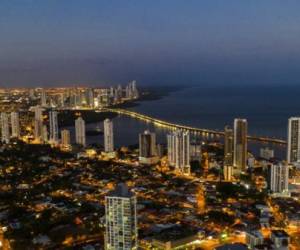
[49,111,59,144]
[42,125,48,143]
[105,183,138,250]
[11,112,20,138]
[104,119,114,152]
[61,129,71,147]
[233,119,247,173]
[41,88,47,107]
[190,140,202,162]
[167,130,190,175]
[270,230,289,250]
[223,165,233,181]
[1,112,10,143]
[224,125,234,167]
[33,106,44,142]
[267,163,289,194]
[246,230,264,249]
[29,89,35,100]
[287,117,300,164]
[75,117,86,146]
[139,130,158,164]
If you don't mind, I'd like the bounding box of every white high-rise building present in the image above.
[1,113,10,143]
[233,119,247,173]
[41,88,47,107]
[167,130,190,175]
[267,163,289,194]
[75,117,86,146]
[61,129,70,147]
[104,119,114,152]
[33,106,44,142]
[49,111,59,144]
[105,183,138,250]
[11,112,20,138]
[287,117,300,164]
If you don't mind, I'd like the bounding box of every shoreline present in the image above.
[59,85,186,128]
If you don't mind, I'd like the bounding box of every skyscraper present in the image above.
[1,112,10,143]
[267,163,289,194]
[223,165,233,181]
[167,130,191,175]
[49,111,59,144]
[42,124,48,143]
[224,125,234,167]
[105,183,138,250]
[75,117,86,146]
[139,130,157,164]
[61,129,71,147]
[33,106,44,142]
[287,117,300,164]
[233,119,247,173]
[41,88,47,107]
[11,111,20,138]
[104,119,114,152]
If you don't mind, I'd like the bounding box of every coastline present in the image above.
[59,85,186,128]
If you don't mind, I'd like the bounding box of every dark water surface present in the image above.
[66,85,300,159]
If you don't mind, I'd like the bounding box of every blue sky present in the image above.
[1,0,300,87]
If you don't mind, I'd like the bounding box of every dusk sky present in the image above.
[1,0,300,87]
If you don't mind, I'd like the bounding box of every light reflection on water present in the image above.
[63,114,286,160]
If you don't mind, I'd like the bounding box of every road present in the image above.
[101,108,286,145]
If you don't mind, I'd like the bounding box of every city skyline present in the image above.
[1,2,300,249]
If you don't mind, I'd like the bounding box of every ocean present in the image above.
[67,85,300,159]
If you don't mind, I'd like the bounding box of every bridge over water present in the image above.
[101,108,287,145]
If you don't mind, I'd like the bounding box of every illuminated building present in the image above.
[233,118,247,174]
[10,111,20,138]
[42,125,48,143]
[156,144,165,158]
[85,88,94,108]
[223,165,233,181]
[139,130,158,164]
[260,147,274,160]
[104,119,114,153]
[270,230,289,250]
[61,129,70,147]
[224,125,233,167]
[125,81,139,100]
[190,140,202,162]
[203,152,209,174]
[246,231,264,249]
[105,183,138,250]
[29,88,35,99]
[287,117,300,163]
[267,163,289,194]
[75,117,86,146]
[167,130,190,175]
[33,106,44,142]
[41,88,47,107]
[1,112,10,143]
[49,111,59,144]
[197,185,205,214]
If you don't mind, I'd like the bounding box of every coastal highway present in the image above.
[100,108,287,145]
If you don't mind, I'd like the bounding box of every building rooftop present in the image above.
[271,230,289,238]
[107,183,135,198]
[247,230,263,238]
